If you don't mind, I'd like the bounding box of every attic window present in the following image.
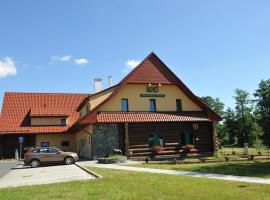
[86,104,90,112]
[61,119,66,126]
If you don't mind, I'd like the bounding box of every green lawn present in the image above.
[223,147,270,156]
[0,167,270,200]
[131,160,270,178]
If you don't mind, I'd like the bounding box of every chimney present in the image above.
[94,78,102,93]
[108,76,112,87]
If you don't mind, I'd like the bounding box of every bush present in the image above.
[225,156,229,162]
[249,155,254,160]
[98,155,127,164]
[199,157,206,163]
[145,156,150,164]
[258,151,262,156]
[232,151,236,155]
[172,158,177,165]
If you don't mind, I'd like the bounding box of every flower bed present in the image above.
[97,155,127,164]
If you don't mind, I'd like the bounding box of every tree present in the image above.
[233,89,261,146]
[201,96,225,116]
[201,96,226,145]
[223,108,238,145]
[254,79,270,147]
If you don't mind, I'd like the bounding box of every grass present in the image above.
[0,167,270,200]
[223,147,270,156]
[131,160,270,178]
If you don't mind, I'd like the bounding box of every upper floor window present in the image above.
[121,99,129,112]
[176,99,182,112]
[86,103,90,112]
[150,99,156,112]
[61,119,66,126]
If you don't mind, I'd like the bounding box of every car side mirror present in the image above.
[56,151,60,154]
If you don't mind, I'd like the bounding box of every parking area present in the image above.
[0,161,19,178]
[0,164,95,189]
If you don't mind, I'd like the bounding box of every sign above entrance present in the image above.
[140,86,166,98]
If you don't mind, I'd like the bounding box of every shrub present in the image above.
[258,151,262,156]
[145,156,150,164]
[249,155,254,160]
[225,156,229,162]
[199,157,206,163]
[98,155,127,164]
[172,158,177,165]
[152,146,164,153]
[185,144,195,151]
[232,151,236,155]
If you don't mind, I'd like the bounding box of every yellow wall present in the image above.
[36,133,75,152]
[80,87,114,117]
[31,117,67,126]
[75,125,92,158]
[99,84,202,112]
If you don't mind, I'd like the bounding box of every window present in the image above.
[150,99,156,112]
[48,148,59,154]
[176,99,182,112]
[181,133,194,145]
[41,142,49,147]
[61,141,70,147]
[61,119,66,126]
[40,148,49,153]
[86,103,90,112]
[121,99,129,112]
[148,133,163,148]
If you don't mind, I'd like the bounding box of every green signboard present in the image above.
[140,94,165,97]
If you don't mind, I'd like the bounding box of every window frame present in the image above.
[61,141,70,147]
[41,142,50,148]
[60,119,66,126]
[176,99,183,112]
[149,99,156,112]
[121,98,129,112]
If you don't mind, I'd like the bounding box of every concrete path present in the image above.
[0,161,19,178]
[0,164,95,189]
[77,160,270,185]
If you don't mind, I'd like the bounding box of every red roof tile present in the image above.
[0,92,89,134]
[79,52,222,124]
[30,108,70,117]
[97,112,211,123]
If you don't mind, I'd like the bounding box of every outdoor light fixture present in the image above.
[148,83,152,86]
[196,138,199,141]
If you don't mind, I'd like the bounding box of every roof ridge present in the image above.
[4,91,91,95]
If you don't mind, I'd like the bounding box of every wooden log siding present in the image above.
[127,122,214,153]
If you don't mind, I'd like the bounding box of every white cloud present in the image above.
[0,57,17,78]
[74,58,89,65]
[123,59,140,73]
[51,55,72,62]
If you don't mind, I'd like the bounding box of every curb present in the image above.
[75,163,102,179]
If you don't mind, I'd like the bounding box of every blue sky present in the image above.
[0,0,269,109]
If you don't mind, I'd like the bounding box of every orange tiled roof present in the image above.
[0,92,90,134]
[97,112,211,123]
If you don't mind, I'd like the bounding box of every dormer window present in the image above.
[61,119,66,126]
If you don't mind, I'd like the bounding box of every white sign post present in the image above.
[18,137,24,160]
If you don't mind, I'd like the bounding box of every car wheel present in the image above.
[65,157,74,165]
[30,159,40,168]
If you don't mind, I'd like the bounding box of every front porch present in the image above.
[91,121,216,160]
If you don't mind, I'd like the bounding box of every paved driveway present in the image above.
[0,164,95,188]
[0,161,19,178]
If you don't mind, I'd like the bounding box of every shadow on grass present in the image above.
[168,161,270,178]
